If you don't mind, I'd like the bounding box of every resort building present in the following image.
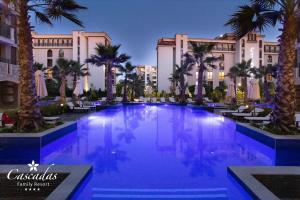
[0,1,19,108]
[135,65,157,89]
[156,33,280,92]
[32,31,112,92]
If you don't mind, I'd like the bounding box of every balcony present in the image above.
[0,62,19,83]
[0,23,11,39]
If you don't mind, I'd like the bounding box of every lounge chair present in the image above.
[160,97,166,103]
[219,106,247,115]
[169,97,176,103]
[67,102,90,112]
[187,98,194,103]
[231,108,264,117]
[244,113,271,122]
[43,116,60,125]
[145,97,150,103]
[116,97,122,102]
[151,98,157,103]
[203,97,213,103]
[80,101,96,110]
[101,97,106,102]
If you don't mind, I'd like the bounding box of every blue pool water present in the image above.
[41,105,275,199]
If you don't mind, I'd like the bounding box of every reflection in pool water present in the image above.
[41,105,275,199]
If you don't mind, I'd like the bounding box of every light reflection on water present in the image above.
[41,105,275,199]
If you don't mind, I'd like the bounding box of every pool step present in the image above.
[92,188,228,199]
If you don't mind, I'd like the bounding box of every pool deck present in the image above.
[228,166,300,200]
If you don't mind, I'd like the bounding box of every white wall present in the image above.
[157,46,174,92]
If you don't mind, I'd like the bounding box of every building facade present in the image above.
[157,33,280,92]
[32,31,112,92]
[0,1,19,108]
[136,65,157,89]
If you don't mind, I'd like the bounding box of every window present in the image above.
[241,39,245,47]
[267,74,273,81]
[181,40,183,48]
[259,40,262,48]
[259,50,262,58]
[242,49,245,58]
[207,71,213,80]
[77,37,80,45]
[47,49,53,57]
[219,71,225,81]
[268,55,273,63]
[59,49,64,58]
[219,62,224,70]
[47,59,53,67]
[259,60,262,67]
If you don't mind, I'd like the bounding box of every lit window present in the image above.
[47,49,53,57]
[207,71,213,80]
[219,71,224,81]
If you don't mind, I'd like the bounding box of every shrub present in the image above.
[40,104,65,117]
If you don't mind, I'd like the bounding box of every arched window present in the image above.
[268,55,272,63]
[47,49,53,57]
[241,39,245,47]
[59,49,64,58]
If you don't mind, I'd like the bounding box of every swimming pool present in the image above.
[41,105,275,199]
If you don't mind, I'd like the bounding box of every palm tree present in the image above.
[190,42,220,104]
[4,0,86,130]
[226,67,239,104]
[229,60,252,103]
[128,73,144,101]
[226,0,299,131]
[117,62,136,102]
[86,44,130,104]
[250,64,277,102]
[69,60,89,100]
[174,53,194,103]
[54,58,72,104]
[168,72,180,95]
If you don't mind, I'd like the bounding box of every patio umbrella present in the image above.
[34,70,48,98]
[185,87,189,95]
[175,86,180,95]
[251,79,261,100]
[112,86,116,94]
[73,80,82,96]
[226,81,236,98]
[248,79,260,100]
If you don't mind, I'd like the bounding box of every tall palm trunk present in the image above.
[123,76,128,102]
[196,63,204,105]
[72,74,78,101]
[271,19,297,132]
[60,73,66,103]
[263,76,270,102]
[179,75,186,103]
[106,65,113,103]
[232,78,237,105]
[242,77,247,103]
[18,1,42,130]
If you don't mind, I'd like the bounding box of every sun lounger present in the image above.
[43,116,60,124]
[145,97,150,103]
[67,102,90,112]
[80,101,96,110]
[169,97,176,103]
[231,108,264,117]
[116,97,122,102]
[101,97,106,102]
[160,97,166,103]
[203,97,213,103]
[244,114,271,122]
[151,98,157,103]
[187,98,194,103]
[219,106,247,115]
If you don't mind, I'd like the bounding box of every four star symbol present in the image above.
[28,160,39,172]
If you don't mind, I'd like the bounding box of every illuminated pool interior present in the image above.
[41,105,276,199]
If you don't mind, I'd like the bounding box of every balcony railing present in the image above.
[33,43,73,47]
[0,23,11,39]
[0,62,19,83]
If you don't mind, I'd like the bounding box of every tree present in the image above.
[226,67,239,104]
[128,73,144,101]
[33,62,44,71]
[168,72,180,96]
[226,0,299,131]
[69,60,89,100]
[190,42,220,104]
[250,64,277,102]
[174,53,194,103]
[229,60,252,103]
[86,44,130,104]
[117,62,136,102]
[4,0,86,130]
[54,58,72,104]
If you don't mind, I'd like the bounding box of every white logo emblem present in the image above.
[27,160,39,172]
